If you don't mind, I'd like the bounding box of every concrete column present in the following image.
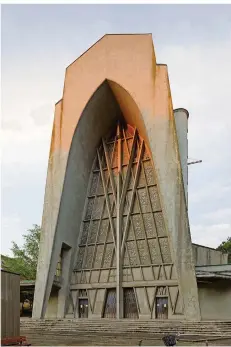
[116,137,123,319]
[173,108,189,207]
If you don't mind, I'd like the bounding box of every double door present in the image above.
[103,288,139,319]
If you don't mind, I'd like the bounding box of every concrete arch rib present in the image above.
[107,80,151,147]
[55,78,149,255]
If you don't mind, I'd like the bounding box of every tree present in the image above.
[2,225,41,280]
[217,236,231,263]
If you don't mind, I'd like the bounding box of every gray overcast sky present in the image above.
[1,4,231,255]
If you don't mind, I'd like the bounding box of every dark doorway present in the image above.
[79,299,88,318]
[124,288,138,319]
[103,288,116,318]
[156,297,168,319]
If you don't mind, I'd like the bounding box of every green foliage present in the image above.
[217,236,231,263]
[1,225,41,279]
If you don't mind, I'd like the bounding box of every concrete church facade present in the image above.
[33,34,231,321]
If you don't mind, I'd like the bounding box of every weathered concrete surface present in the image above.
[33,34,200,320]
[45,288,59,318]
[34,82,122,318]
[33,100,66,318]
[173,108,189,207]
[192,244,228,266]
[145,65,200,320]
[198,282,231,320]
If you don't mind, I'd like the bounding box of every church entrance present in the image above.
[124,288,138,319]
[74,121,174,320]
[103,288,116,318]
[155,297,168,319]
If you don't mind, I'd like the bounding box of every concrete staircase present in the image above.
[20,319,231,346]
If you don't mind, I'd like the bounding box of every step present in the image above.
[20,319,231,340]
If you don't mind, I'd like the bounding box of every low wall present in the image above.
[198,281,231,320]
[192,244,228,266]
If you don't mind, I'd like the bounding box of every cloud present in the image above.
[159,37,231,250]
[29,103,54,126]
[1,8,230,254]
[189,180,231,205]
[202,208,231,224]
[2,121,52,167]
[1,215,24,256]
[191,223,231,248]
[158,37,231,158]
[1,120,22,131]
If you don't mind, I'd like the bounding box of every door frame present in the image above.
[78,298,89,319]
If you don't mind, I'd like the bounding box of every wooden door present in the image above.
[79,299,88,318]
[156,297,168,319]
[103,288,116,318]
[124,288,138,319]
